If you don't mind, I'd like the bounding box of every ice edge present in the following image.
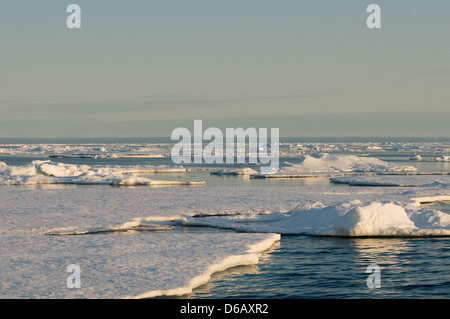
[127,233,281,299]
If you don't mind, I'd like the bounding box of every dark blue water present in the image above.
[186,203,450,299]
[188,235,449,299]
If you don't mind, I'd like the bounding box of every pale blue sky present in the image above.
[0,1,449,137]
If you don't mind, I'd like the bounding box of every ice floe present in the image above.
[129,233,280,299]
[433,155,450,162]
[182,197,450,237]
[409,154,423,161]
[0,230,279,298]
[322,202,418,237]
[210,168,259,176]
[330,175,450,187]
[0,161,202,186]
[253,153,417,178]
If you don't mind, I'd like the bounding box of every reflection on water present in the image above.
[190,236,450,299]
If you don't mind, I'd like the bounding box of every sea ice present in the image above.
[434,156,450,162]
[0,231,279,299]
[210,168,259,175]
[322,202,418,236]
[330,175,450,187]
[1,163,450,298]
[0,161,199,186]
[252,153,417,178]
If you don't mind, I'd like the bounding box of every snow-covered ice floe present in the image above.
[129,233,280,299]
[251,153,417,178]
[409,154,423,161]
[0,161,204,186]
[182,197,450,237]
[210,168,259,176]
[433,155,450,162]
[0,229,279,298]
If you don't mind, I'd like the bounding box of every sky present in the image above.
[0,0,449,138]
